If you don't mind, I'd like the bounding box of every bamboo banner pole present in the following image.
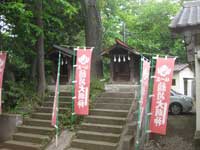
[56,51,61,147]
[135,55,143,150]
[145,56,155,142]
[71,47,76,126]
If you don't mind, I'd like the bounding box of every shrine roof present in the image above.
[101,39,141,56]
[174,63,189,72]
[47,45,76,58]
[169,0,200,32]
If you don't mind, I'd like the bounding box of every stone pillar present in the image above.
[195,48,200,131]
[195,34,200,133]
[194,34,200,149]
[194,46,200,150]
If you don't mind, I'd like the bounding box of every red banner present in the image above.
[150,58,175,135]
[74,48,93,115]
[0,52,7,114]
[140,59,150,127]
[51,78,59,127]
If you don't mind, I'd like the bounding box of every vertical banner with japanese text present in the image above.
[75,48,93,115]
[140,59,150,127]
[0,52,7,114]
[150,58,175,135]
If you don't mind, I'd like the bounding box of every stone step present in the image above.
[31,112,64,120]
[89,109,129,118]
[94,103,131,110]
[100,92,135,98]
[31,113,52,120]
[81,123,123,134]
[42,101,71,107]
[45,96,72,102]
[24,118,51,127]
[13,132,49,144]
[36,106,69,113]
[67,148,85,150]
[76,130,120,143]
[71,139,117,150]
[3,140,42,150]
[84,116,126,125]
[49,92,72,96]
[95,97,133,104]
[17,125,54,135]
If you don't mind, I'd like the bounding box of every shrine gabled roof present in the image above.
[169,0,200,32]
[101,39,141,56]
[174,63,189,72]
[47,45,76,58]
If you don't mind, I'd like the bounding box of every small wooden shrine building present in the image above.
[47,45,75,85]
[101,39,141,84]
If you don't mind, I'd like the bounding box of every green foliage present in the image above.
[59,110,71,129]
[3,81,40,116]
[102,57,110,82]
[0,1,84,109]
[90,79,104,102]
[101,0,186,62]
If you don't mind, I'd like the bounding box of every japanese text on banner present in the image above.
[150,58,175,135]
[75,48,92,115]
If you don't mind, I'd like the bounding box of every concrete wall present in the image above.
[172,67,194,96]
[0,114,23,142]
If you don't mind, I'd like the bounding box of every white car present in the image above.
[169,89,193,115]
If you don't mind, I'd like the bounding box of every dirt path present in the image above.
[45,130,74,150]
[144,113,196,150]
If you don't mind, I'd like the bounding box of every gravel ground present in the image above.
[144,113,196,150]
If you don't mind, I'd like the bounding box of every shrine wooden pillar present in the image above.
[129,54,134,83]
[68,59,72,84]
[110,56,114,83]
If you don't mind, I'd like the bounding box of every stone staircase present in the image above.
[0,92,72,150]
[67,92,135,150]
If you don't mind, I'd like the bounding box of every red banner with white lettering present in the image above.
[0,52,7,114]
[75,48,93,115]
[140,59,150,127]
[51,78,58,127]
[150,58,175,135]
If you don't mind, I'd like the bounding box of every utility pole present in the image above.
[123,22,126,43]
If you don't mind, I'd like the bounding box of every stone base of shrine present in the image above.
[48,84,72,92]
[105,83,139,94]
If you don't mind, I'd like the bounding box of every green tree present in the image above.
[101,0,186,62]
[0,1,83,103]
[81,0,103,78]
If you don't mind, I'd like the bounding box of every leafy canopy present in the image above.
[101,0,186,62]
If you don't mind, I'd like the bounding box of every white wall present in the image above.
[171,67,194,96]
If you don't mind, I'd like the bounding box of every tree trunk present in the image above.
[31,57,37,82]
[81,0,103,78]
[35,0,46,96]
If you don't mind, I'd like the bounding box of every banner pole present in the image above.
[56,51,61,147]
[71,48,76,126]
[145,56,155,142]
[135,55,143,150]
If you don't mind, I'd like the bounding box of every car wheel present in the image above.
[170,103,182,115]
